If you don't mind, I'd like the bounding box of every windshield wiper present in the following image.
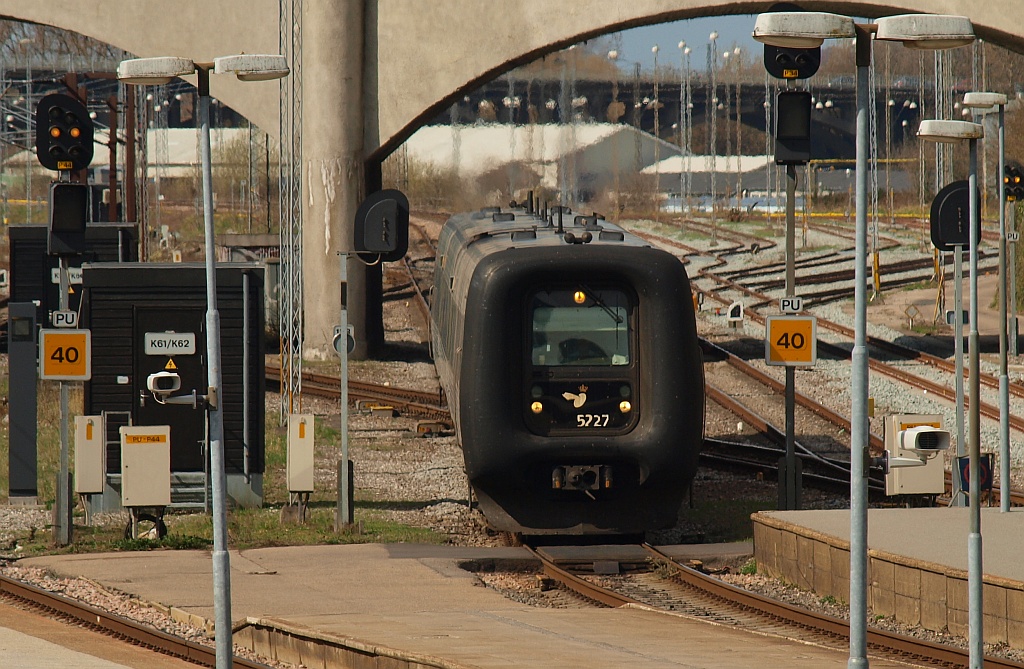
[579,285,623,324]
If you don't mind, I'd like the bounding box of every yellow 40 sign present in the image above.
[765,316,816,367]
[39,329,92,380]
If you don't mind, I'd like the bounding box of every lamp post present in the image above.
[918,118,985,668]
[678,41,686,216]
[754,12,974,669]
[118,54,289,669]
[733,46,743,209]
[652,44,660,221]
[962,92,1010,512]
[708,30,719,243]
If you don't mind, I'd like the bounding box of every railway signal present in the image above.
[1004,162,1024,201]
[758,5,821,81]
[47,181,90,256]
[929,180,977,251]
[774,91,812,165]
[763,44,821,80]
[35,93,94,172]
[353,189,409,262]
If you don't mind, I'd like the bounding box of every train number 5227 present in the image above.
[577,414,610,427]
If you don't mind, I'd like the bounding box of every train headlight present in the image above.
[619,400,632,414]
[531,401,544,414]
[573,290,586,304]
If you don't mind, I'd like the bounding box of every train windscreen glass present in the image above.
[530,288,631,366]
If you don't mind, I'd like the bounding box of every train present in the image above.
[431,202,705,535]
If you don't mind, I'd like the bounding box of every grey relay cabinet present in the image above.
[81,262,265,511]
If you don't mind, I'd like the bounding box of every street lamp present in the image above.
[118,53,289,669]
[754,12,974,669]
[961,91,1010,513]
[709,30,719,243]
[652,44,660,221]
[918,118,984,669]
[679,42,693,215]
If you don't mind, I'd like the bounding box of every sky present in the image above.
[609,15,762,71]
[606,13,868,72]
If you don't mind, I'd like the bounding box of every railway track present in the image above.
[643,226,1021,417]
[529,544,1024,669]
[265,365,451,425]
[698,274,1024,438]
[0,573,271,669]
[702,437,881,495]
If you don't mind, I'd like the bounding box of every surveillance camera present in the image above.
[147,371,181,398]
[899,426,950,455]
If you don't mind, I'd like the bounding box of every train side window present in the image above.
[530,287,631,366]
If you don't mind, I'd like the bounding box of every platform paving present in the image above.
[24,543,917,668]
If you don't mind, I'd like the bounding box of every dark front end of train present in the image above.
[460,244,704,535]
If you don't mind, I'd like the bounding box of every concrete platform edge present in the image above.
[236,615,478,669]
[752,512,1024,647]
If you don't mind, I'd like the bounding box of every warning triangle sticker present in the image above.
[68,286,75,294]
[165,358,177,370]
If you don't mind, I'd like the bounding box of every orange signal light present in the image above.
[49,126,61,138]
[69,127,81,138]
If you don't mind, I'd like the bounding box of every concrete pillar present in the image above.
[301,0,370,359]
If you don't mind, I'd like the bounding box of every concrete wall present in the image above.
[753,513,1024,647]
[370,0,1023,162]
[4,0,1018,159]
[6,0,1021,354]
[0,0,282,134]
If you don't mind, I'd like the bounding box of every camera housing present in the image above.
[146,371,181,398]
[899,426,951,456]
[882,415,947,495]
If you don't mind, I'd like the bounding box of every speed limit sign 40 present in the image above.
[39,329,91,380]
[765,316,817,367]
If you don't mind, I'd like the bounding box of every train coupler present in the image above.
[551,465,611,491]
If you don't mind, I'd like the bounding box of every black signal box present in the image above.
[930,180,979,251]
[774,91,812,165]
[763,45,821,80]
[353,189,409,262]
[35,93,94,172]
[48,182,90,256]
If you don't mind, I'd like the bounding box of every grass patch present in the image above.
[11,503,448,557]
[1,379,450,556]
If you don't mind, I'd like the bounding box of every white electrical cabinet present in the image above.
[287,414,315,493]
[884,414,945,495]
[120,425,171,507]
[74,415,105,494]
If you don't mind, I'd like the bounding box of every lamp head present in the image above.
[962,91,1008,110]
[918,119,984,143]
[117,57,196,85]
[875,14,974,50]
[213,54,290,81]
[753,12,855,48]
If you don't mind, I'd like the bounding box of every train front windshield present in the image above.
[530,287,631,366]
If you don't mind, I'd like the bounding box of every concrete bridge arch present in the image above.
[3,1,1020,354]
